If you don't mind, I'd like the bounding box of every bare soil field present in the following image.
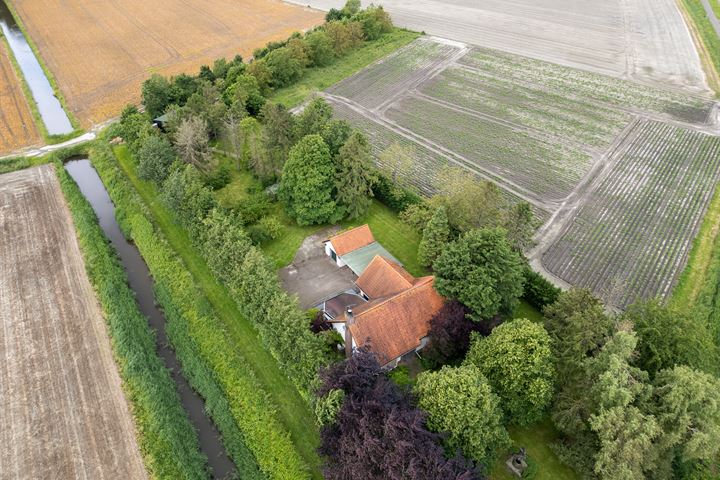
[11,0,323,126]
[291,0,708,93]
[0,42,38,154]
[326,36,720,308]
[0,165,147,479]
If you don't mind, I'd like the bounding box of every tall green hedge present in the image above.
[56,162,209,479]
[90,143,307,479]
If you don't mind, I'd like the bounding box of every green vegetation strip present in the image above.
[56,158,209,479]
[672,182,720,344]
[269,28,420,107]
[680,0,720,94]
[107,145,322,478]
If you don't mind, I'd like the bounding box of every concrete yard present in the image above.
[280,227,357,309]
[0,165,147,480]
[291,0,709,93]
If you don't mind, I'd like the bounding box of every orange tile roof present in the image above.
[329,224,375,256]
[346,277,445,364]
[356,255,414,299]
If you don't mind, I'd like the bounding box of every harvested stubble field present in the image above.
[0,165,147,479]
[0,42,38,154]
[326,35,720,308]
[291,0,708,93]
[11,0,323,126]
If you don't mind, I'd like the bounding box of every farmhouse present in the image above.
[321,226,444,367]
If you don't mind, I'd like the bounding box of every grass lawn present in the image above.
[340,201,428,277]
[269,28,421,108]
[512,300,544,323]
[114,146,323,478]
[490,418,579,480]
[214,156,426,273]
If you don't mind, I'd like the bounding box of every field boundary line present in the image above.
[528,117,645,270]
[455,61,717,128]
[374,42,470,114]
[324,92,556,211]
[411,91,602,156]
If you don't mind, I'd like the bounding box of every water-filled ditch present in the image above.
[0,0,73,135]
[64,157,235,479]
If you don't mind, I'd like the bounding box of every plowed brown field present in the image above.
[0,165,147,480]
[0,42,38,154]
[11,0,323,126]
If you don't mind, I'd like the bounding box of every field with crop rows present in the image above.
[11,0,323,126]
[327,37,463,110]
[0,43,38,154]
[0,165,147,479]
[326,36,720,307]
[542,120,720,308]
[385,96,592,200]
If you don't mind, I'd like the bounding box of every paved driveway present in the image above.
[280,227,357,309]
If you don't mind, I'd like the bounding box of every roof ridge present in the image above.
[352,277,435,319]
[382,256,414,286]
[330,223,370,240]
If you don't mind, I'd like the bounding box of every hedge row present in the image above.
[56,161,209,479]
[90,143,308,479]
[159,163,332,399]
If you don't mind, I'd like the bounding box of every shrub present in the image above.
[204,164,232,190]
[247,223,272,244]
[523,266,561,310]
[136,134,177,184]
[259,216,283,240]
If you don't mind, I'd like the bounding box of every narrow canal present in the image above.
[64,158,235,480]
[0,0,73,135]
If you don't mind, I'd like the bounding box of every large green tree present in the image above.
[543,289,615,389]
[295,97,333,138]
[623,299,718,377]
[260,102,296,175]
[504,201,535,252]
[587,330,660,480]
[334,131,376,219]
[432,166,507,232]
[321,119,352,157]
[418,206,451,268]
[136,134,176,184]
[279,135,340,225]
[434,228,525,319]
[653,366,720,477]
[464,319,554,425]
[415,364,510,465]
[141,74,172,118]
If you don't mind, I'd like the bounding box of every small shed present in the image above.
[152,113,170,131]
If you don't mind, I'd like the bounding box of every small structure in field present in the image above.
[321,225,444,367]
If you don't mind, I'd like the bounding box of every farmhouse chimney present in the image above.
[345,308,354,358]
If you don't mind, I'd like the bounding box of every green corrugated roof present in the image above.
[340,242,400,276]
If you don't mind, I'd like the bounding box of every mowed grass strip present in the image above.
[112,146,322,478]
[269,28,420,108]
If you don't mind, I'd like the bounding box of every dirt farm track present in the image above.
[0,165,147,479]
[0,42,38,154]
[10,0,323,126]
